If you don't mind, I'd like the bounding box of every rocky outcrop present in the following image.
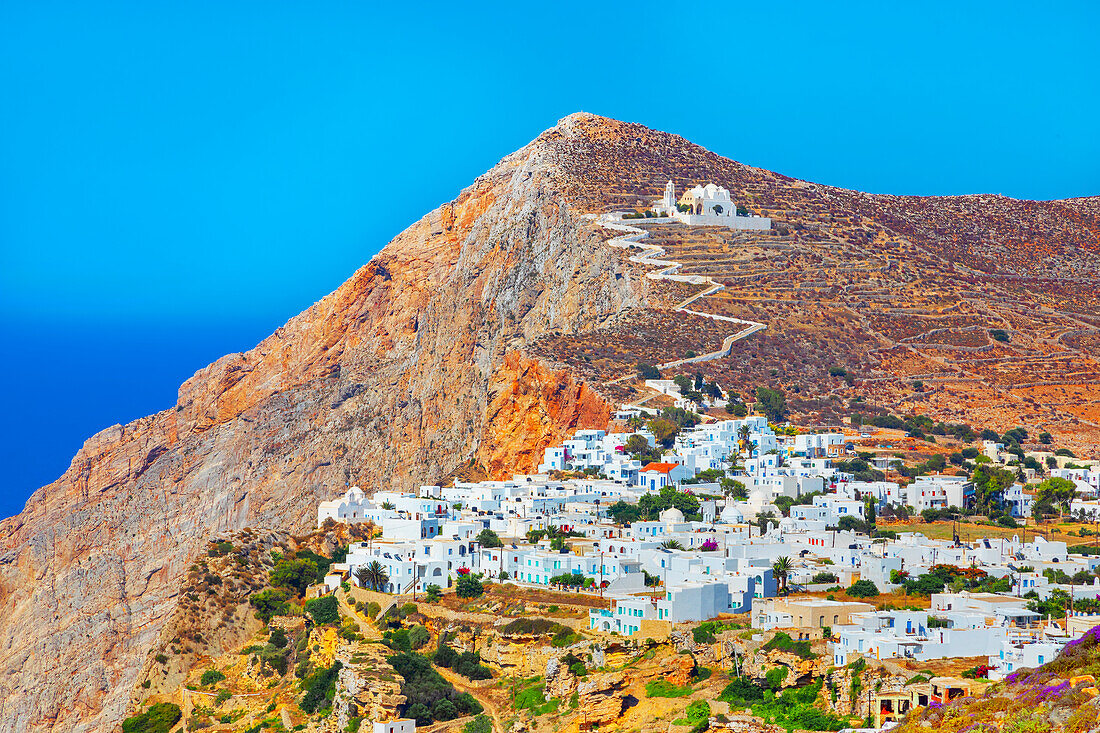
[741,647,828,689]
[544,655,578,699]
[575,671,627,725]
[629,652,697,688]
[478,352,612,476]
[334,643,404,728]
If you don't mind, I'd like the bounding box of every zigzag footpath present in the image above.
[591,213,766,386]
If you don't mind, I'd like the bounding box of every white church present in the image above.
[653,180,771,230]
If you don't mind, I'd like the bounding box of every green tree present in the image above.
[606,500,642,525]
[305,595,339,625]
[721,478,747,500]
[456,573,484,599]
[270,557,319,597]
[424,584,442,602]
[356,560,390,592]
[971,464,1016,516]
[754,387,788,423]
[638,486,701,521]
[624,434,653,458]
[268,628,288,648]
[837,515,866,533]
[648,418,680,447]
[476,529,503,548]
[1036,477,1077,517]
[636,363,661,380]
[773,556,792,595]
[249,589,289,623]
[756,510,777,533]
[737,424,752,455]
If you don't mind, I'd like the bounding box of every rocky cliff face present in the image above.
[0,113,645,733]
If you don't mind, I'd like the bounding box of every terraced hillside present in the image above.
[532,115,1100,454]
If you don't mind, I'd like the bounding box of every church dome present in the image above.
[659,507,685,523]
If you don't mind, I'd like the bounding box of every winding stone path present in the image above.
[592,214,766,385]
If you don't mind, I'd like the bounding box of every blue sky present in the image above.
[1,1,1098,518]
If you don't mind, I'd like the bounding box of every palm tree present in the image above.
[737,425,751,456]
[356,560,389,592]
[773,556,792,595]
[660,539,685,551]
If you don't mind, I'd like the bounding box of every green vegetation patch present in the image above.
[645,679,694,698]
[387,652,483,724]
[300,660,342,713]
[763,632,815,660]
[720,679,849,732]
[305,595,339,625]
[122,702,183,733]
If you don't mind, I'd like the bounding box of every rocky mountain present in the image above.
[1,112,1097,732]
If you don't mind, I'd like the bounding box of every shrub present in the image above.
[200,669,226,686]
[214,689,231,706]
[270,557,319,596]
[812,572,839,583]
[676,700,711,727]
[387,652,482,724]
[433,643,492,680]
[408,625,431,650]
[300,660,343,713]
[456,573,484,599]
[209,541,234,557]
[763,632,815,660]
[250,589,289,623]
[424,584,442,602]
[366,601,381,619]
[465,714,493,733]
[121,703,182,733]
[551,628,581,647]
[384,628,412,652]
[501,617,565,635]
[306,595,339,625]
[718,677,764,705]
[846,580,880,598]
[259,644,289,675]
[268,628,288,649]
[691,620,738,644]
[154,653,168,665]
[765,667,789,690]
[645,679,693,698]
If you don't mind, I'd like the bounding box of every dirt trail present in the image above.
[435,666,506,733]
[336,589,382,641]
